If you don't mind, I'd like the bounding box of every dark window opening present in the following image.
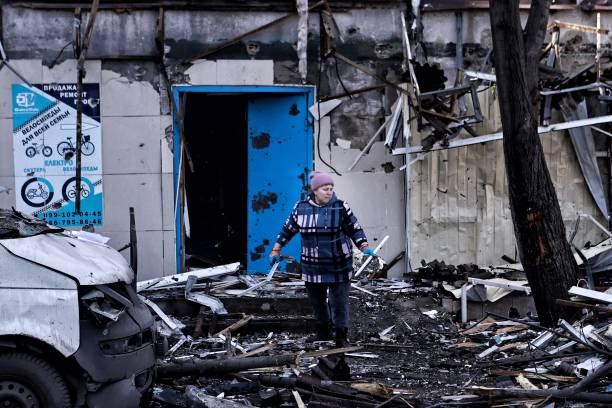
[183,94,248,268]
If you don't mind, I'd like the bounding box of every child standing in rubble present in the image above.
[269,171,376,347]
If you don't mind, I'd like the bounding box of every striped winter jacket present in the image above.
[275,193,369,283]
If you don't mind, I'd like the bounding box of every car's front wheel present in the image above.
[0,352,71,408]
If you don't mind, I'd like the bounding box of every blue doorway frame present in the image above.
[172,85,315,274]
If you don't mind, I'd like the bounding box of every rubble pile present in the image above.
[137,243,612,407]
[456,291,612,405]
[139,259,481,407]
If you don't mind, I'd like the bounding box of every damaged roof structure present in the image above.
[1,0,612,407]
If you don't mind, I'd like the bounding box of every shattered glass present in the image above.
[0,208,62,239]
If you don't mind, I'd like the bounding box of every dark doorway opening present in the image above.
[183,94,248,268]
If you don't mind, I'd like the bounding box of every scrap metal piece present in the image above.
[558,319,595,347]
[569,286,612,304]
[236,262,279,297]
[467,278,531,294]
[575,357,606,378]
[139,295,184,333]
[384,98,403,148]
[309,99,343,120]
[185,275,227,314]
[88,302,124,321]
[137,262,240,292]
[186,386,251,408]
[529,330,558,349]
[393,114,612,154]
[354,235,389,278]
[463,70,496,82]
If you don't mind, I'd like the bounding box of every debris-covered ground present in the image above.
[140,253,612,407]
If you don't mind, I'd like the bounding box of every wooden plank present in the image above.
[304,345,362,358]
[214,314,254,337]
[495,324,529,335]
[237,343,276,359]
[557,298,612,313]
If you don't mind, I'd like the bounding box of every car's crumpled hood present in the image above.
[0,232,133,285]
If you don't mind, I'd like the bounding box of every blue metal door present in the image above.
[247,93,312,273]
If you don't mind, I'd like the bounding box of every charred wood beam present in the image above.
[319,84,385,102]
[556,298,612,314]
[297,374,373,401]
[332,50,409,97]
[157,353,299,378]
[185,316,317,336]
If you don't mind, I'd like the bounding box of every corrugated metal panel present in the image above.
[409,88,607,266]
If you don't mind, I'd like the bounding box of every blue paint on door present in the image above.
[173,85,314,275]
[247,93,312,273]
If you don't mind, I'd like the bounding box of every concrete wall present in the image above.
[0,58,174,281]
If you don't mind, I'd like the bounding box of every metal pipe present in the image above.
[354,235,389,278]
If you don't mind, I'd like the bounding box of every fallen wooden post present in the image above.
[157,353,299,378]
[304,345,362,357]
[214,314,254,337]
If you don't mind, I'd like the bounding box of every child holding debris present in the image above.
[269,171,376,347]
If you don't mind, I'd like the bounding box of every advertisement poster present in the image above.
[12,83,103,227]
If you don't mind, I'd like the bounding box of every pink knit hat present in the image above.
[310,171,334,191]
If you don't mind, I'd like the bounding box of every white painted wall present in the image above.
[0,59,173,281]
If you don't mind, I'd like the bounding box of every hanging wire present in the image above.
[316,55,342,176]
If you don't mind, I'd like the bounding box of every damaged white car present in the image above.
[0,209,156,407]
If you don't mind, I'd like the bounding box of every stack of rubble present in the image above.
[139,257,432,407]
[452,286,612,405]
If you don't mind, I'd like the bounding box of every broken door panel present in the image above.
[247,93,311,273]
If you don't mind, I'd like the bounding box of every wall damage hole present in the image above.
[374,43,394,59]
[381,162,395,173]
[251,192,278,213]
[250,240,269,261]
[246,41,260,56]
[289,103,300,116]
[251,132,271,149]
